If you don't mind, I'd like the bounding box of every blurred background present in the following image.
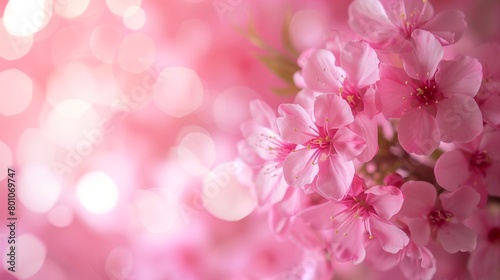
[0,0,499,279]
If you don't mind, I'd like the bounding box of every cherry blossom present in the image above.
[377,29,483,155]
[434,130,500,201]
[465,206,500,280]
[239,100,296,206]
[277,93,366,200]
[399,181,479,253]
[348,0,467,51]
[292,176,409,264]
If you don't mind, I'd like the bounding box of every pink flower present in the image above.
[277,93,366,200]
[239,100,296,206]
[348,0,467,51]
[399,181,479,253]
[300,41,381,162]
[294,176,409,264]
[434,130,500,201]
[473,43,500,128]
[465,207,500,280]
[377,30,483,155]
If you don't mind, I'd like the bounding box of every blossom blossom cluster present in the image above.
[237,0,500,279]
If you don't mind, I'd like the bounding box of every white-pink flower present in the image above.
[293,175,409,264]
[377,29,483,155]
[300,41,381,162]
[239,100,296,206]
[348,0,467,51]
[465,207,500,280]
[277,93,366,200]
[434,130,500,200]
[400,181,479,253]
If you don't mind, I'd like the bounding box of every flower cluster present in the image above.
[237,0,500,279]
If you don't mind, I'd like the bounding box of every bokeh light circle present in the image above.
[153,67,204,117]
[176,19,212,59]
[76,171,118,214]
[178,132,216,176]
[106,0,142,17]
[123,7,146,30]
[289,9,327,51]
[18,164,61,213]
[117,33,155,73]
[4,234,46,279]
[0,69,33,116]
[55,0,90,19]
[202,161,256,221]
[0,20,33,60]
[0,141,12,181]
[3,0,53,37]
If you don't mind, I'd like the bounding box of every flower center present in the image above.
[428,209,453,228]
[469,150,492,176]
[487,227,500,244]
[412,80,439,105]
[339,86,361,109]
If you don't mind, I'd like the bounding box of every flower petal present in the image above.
[332,127,366,161]
[282,148,319,187]
[434,149,470,191]
[435,55,483,97]
[340,41,380,88]
[440,186,480,221]
[365,185,404,219]
[421,10,467,45]
[436,95,483,143]
[348,113,378,162]
[402,30,443,81]
[398,107,440,155]
[302,49,345,93]
[277,103,315,144]
[377,65,415,118]
[369,215,409,254]
[407,218,431,246]
[468,242,500,280]
[249,100,278,131]
[315,155,354,200]
[438,223,477,253]
[400,181,436,218]
[314,93,354,129]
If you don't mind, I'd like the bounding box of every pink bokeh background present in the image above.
[0,0,499,279]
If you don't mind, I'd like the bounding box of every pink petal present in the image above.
[480,94,500,127]
[472,43,500,79]
[486,162,500,197]
[400,181,436,218]
[302,49,345,93]
[434,149,470,191]
[255,166,288,206]
[282,148,319,187]
[421,10,467,45]
[277,103,315,144]
[369,215,409,254]
[315,155,354,200]
[407,218,431,246]
[249,100,278,132]
[365,185,404,219]
[377,65,415,118]
[297,201,338,230]
[440,186,480,221]
[293,88,320,115]
[438,223,477,253]
[400,245,437,280]
[340,41,380,88]
[402,30,443,81]
[436,95,483,143]
[361,86,381,119]
[480,130,500,161]
[435,56,483,97]
[468,243,500,280]
[398,108,440,155]
[348,0,399,48]
[331,221,366,264]
[332,127,366,161]
[348,113,378,162]
[313,93,354,129]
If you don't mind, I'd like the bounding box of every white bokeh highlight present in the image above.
[76,171,119,214]
[0,69,33,116]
